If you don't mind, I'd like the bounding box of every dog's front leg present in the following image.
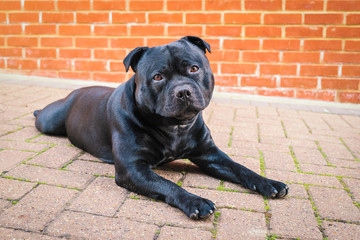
[190,146,289,198]
[114,159,215,219]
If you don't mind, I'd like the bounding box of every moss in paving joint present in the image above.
[211,211,221,239]
[266,233,279,240]
[314,141,335,167]
[176,181,182,187]
[217,184,239,193]
[93,174,115,178]
[289,146,301,172]
[258,150,266,177]
[257,123,261,143]
[280,120,288,138]
[130,195,141,200]
[227,126,234,148]
[2,176,32,183]
[337,176,360,209]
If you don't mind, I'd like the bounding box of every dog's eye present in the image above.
[153,74,163,81]
[190,65,199,73]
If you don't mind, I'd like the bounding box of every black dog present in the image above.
[34,36,288,219]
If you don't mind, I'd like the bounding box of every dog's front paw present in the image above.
[252,178,289,198]
[178,195,215,220]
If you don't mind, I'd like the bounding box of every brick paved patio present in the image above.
[0,75,359,239]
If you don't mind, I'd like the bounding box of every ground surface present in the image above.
[0,75,359,239]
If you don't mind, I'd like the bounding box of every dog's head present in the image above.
[123,36,214,121]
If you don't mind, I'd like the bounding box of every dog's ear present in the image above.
[123,47,149,72]
[181,36,211,54]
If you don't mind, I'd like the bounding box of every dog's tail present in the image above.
[33,110,40,117]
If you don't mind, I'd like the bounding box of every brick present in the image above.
[264,13,302,24]
[168,25,202,36]
[322,78,359,90]
[47,211,157,239]
[207,50,239,62]
[0,13,6,23]
[0,1,21,10]
[9,12,39,23]
[158,226,212,240]
[280,77,318,89]
[345,40,360,51]
[58,0,90,10]
[283,52,320,63]
[26,24,57,35]
[7,37,38,47]
[323,221,360,240]
[245,26,281,37]
[217,209,267,239]
[93,0,126,10]
[75,37,108,48]
[94,49,126,60]
[223,39,259,50]
[24,0,54,10]
[117,198,214,229]
[42,12,74,23]
[214,75,238,86]
[7,59,38,70]
[309,186,360,221]
[25,48,56,58]
[5,164,93,189]
[167,0,202,11]
[0,185,77,231]
[41,37,73,47]
[260,64,297,75]
[304,40,342,51]
[305,13,343,24]
[59,49,91,59]
[224,13,261,24]
[327,27,360,38]
[39,59,71,71]
[75,60,107,71]
[68,177,126,216]
[347,14,360,25]
[0,149,35,173]
[0,25,22,35]
[221,63,257,74]
[242,52,279,63]
[245,0,282,10]
[66,160,114,176]
[286,0,323,10]
[146,37,178,47]
[94,25,127,36]
[77,12,109,23]
[324,53,360,63]
[130,0,163,11]
[131,24,164,36]
[242,76,277,88]
[58,71,90,80]
[342,65,360,77]
[111,38,144,48]
[112,12,146,23]
[109,61,125,72]
[59,25,91,36]
[338,92,360,103]
[269,198,322,239]
[149,13,183,23]
[187,13,221,24]
[92,72,126,82]
[263,39,300,50]
[327,0,360,11]
[286,26,323,38]
[300,65,338,77]
[206,25,242,37]
[206,0,242,10]
[297,89,336,101]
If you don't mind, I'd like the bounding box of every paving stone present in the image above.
[323,221,360,240]
[309,186,360,222]
[300,164,360,178]
[47,210,157,239]
[227,142,260,158]
[117,199,214,229]
[342,178,360,203]
[0,126,39,141]
[342,136,360,153]
[184,187,265,212]
[217,209,267,240]
[327,158,360,168]
[0,199,10,210]
[11,113,36,126]
[269,198,322,239]
[262,151,297,171]
[68,177,127,216]
[222,181,249,192]
[30,134,73,146]
[265,169,343,188]
[28,145,81,168]
[286,183,309,199]
[0,123,22,135]
[0,178,36,200]
[232,127,259,142]
[0,184,77,231]
[5,164,93,189]
[78,152,103,162]
[318,142,355,160]
[182,172,221,189]
[291,146,328,165]
[66,159,115,176]
[0,139,51,152]
[0,228,61,240]
[0,149,36,172]
[153,169,183,183]
[158,225,212,240]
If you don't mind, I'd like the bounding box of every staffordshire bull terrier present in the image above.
[34,36,288,219]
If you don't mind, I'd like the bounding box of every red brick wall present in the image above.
[0,0,360,103]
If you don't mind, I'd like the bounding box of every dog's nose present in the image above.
[176,89,192,99]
